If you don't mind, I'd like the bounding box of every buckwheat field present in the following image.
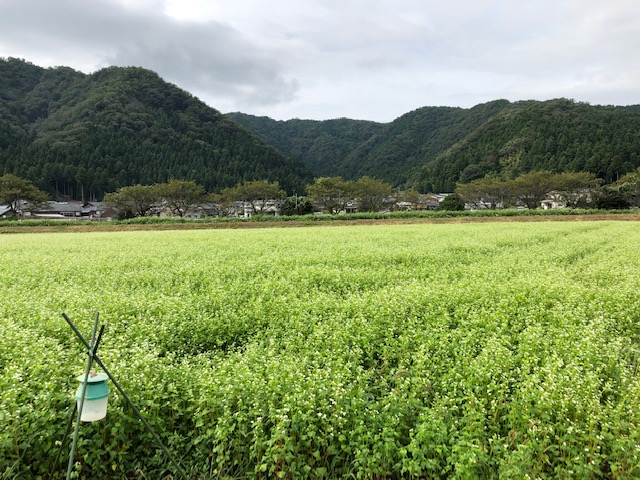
[2,222,640,478]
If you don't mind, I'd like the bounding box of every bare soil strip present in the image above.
[1,213,638,234]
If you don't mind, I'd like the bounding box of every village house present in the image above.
[0,205,18,219]
[21,201,114,220]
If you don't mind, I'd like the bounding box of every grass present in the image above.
[1,208,639,235]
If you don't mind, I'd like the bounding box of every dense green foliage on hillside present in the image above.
[226,113,386,180]
[232,99,640,192]
[344,100,512,186]
[415,98,640,192]
[0,58,313,200]
[229,102,508,186]
[3,58,640,200]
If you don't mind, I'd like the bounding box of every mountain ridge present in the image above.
[2,57,640,198]
[0,57,313,200]
[230,98,640,192]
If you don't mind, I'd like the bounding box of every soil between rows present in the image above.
[1,213,639,234]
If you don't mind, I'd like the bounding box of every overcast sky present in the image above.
[1,0,639,122]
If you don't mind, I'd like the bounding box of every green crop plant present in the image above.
[1,222,640,478]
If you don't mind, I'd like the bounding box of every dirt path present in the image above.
[1,213,639,234]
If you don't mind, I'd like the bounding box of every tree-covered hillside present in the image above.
[343,100,510,185]
[414,98,640,192]
[230,105,508,186]
[0,58,313,200]
[226,113,385,180]
[232,99,640,193]
[3,58,640,199]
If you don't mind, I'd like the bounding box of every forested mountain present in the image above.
[0,58,313,200]
[229,101,508,186]
[341,100,511,185]
[3,58,640,200]
[230,99,640,192]
[413,98,640,192]
[226,113,385,180]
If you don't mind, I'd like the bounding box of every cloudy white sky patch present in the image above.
[0,0,638,122]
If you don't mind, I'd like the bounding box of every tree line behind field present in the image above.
[102,176,398,218]
[0,174,392,219]
[4,168,640,220]
[453,170,635,210]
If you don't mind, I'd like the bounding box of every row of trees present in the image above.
[306,176,394,214]
[454,170,639,210]
[5,168,640,220]
[104,179,208,218]
[0,175,287,219]
[103,176,398,218]
[104,179,290,218]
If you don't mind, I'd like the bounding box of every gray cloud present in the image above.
[0,0,299,108]
[0,0,638,121]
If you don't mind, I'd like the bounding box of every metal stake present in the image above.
[66,312,101,480]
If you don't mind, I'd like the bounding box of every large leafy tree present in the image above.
[615,167,640,206]
[352,176,394,212]
[456,176,512,209]
[0,174,49,215]
[157,179,206,217]
[550,172,601,208]
[220,180,285,215]
[595,188,631,209]
[439,193,466,211]
[511,171,557,209]
[307,177,355,214]
[103,184,162,219]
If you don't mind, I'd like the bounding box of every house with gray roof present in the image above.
[23,201,112,220]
